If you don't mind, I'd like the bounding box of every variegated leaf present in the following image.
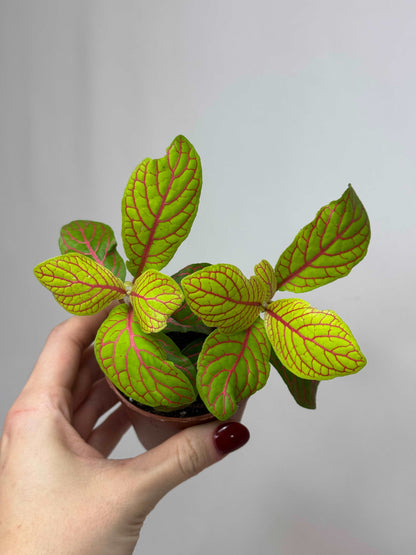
[94,304,197,410]
[181,263,267,334]
[264,298,366,380]
[170,263,213,333]
[33,253,126,315]
[181,336,206,367]
[197,319,271,420]
[270,349,319,409]
[121,135,202,277]
[130,269,184,333]
[254,259,277,301]
[153,333,197,385]
[275,186,371,292]
[59,220,126,280]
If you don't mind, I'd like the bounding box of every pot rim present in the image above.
[105,377,216,425]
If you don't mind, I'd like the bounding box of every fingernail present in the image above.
[213,422,250,456]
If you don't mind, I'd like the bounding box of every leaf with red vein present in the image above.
[33,253,126,315]
[121,135,202,277]
[254,259,277,301]
[197,319,271,420]
[181,263,267,334]
[275,185,370,292]
[153,333,197,385]
[170,262,213,333]
[164,317,193,334]
[264,298,366,380]
[130,269,184,333]
[59,220,126,280]
[164,317,213,334]
[181,337,206,367]
[94,304,197,410]
[171,262,211,284]
[270,349,319,409]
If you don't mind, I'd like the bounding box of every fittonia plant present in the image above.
[34,135,370,421]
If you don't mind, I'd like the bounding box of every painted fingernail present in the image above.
[213,422,250,455]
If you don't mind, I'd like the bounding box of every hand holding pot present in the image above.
[0,312,250,555]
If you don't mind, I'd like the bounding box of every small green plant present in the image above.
[34,135,370,421]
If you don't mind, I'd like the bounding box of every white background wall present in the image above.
[1,1,415,553]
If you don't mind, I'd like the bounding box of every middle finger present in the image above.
[72,377,120,440]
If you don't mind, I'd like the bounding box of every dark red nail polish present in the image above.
[213,422,250,455]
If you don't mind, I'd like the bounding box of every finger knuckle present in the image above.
[47,319,70,341]
[3,405,38,436]
[175,433,206,480]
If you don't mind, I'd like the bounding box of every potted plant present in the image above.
[34,135,370,449]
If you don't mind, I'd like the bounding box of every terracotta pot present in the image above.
[106,378,246,450]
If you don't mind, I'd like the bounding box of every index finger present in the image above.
[27,309,110,393]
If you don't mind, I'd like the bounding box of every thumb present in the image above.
[123,421,250,510]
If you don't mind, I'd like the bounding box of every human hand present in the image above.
[0,311,250,555]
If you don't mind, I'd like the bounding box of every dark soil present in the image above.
[119,389,211,419]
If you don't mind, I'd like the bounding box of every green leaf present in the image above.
[254,259,277,301]
[171,262,211,285]
[153,333,197,386]
[275,185,371,292]
[270,349,318,409]
[59,220,126,280]
[264,298,366,380]
[181,337,206,367]
[197,319,271,420]
[130,269,184,333]
[94,304,197,410]
[163,317,213,335]
[33,253,126,315]
[181,263,267,334]
[163,317,196,334]
[170,263,213,333]
[121,135,202,277]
